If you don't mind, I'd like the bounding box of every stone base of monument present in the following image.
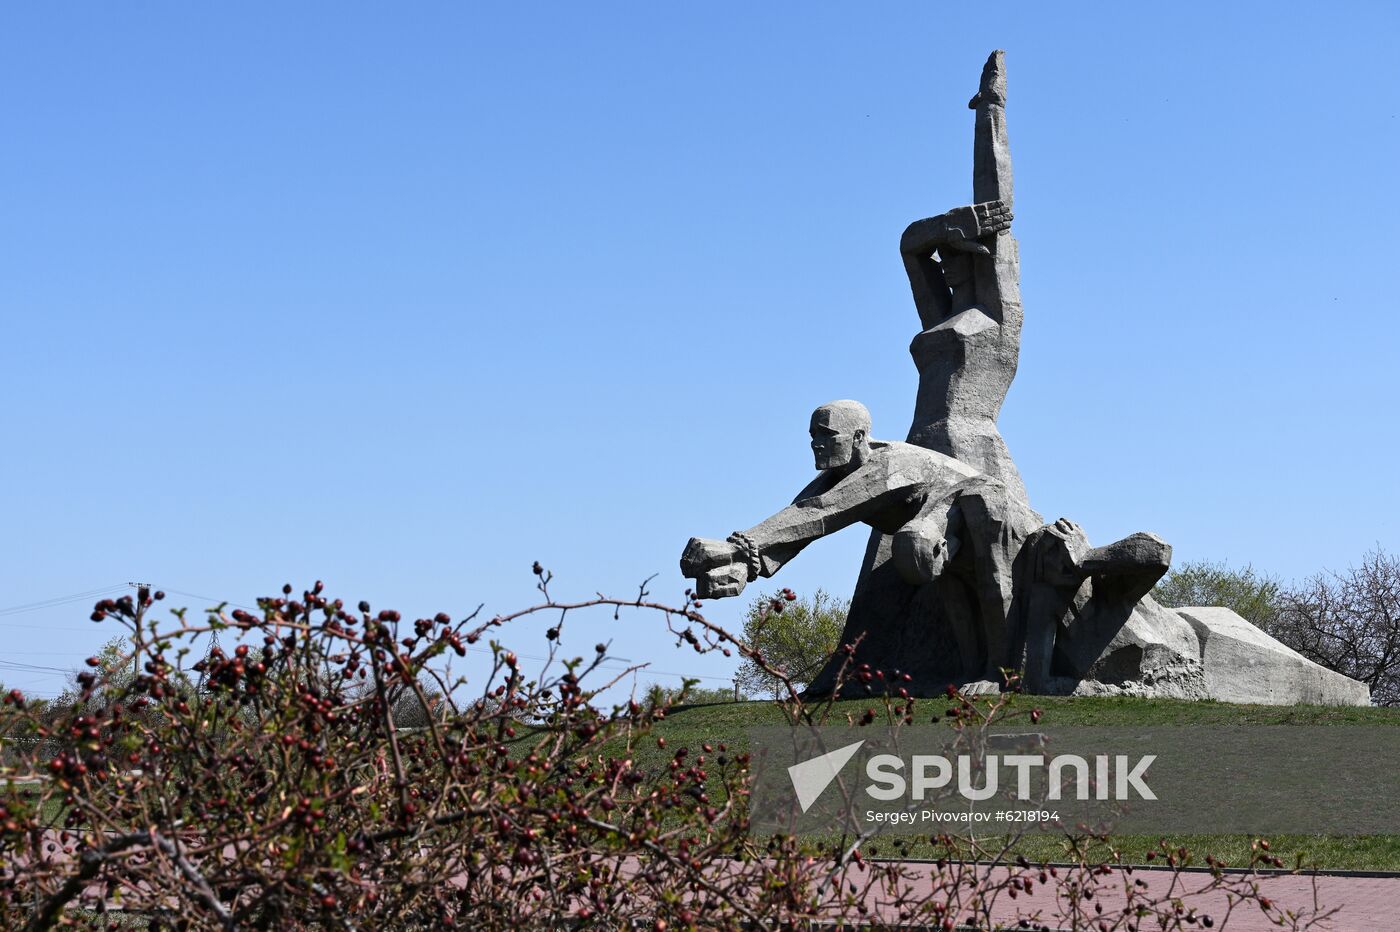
[1177,607,1371,706]
[1043,605,1369,706]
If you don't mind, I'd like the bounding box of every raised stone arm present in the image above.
[900,200,1012,258]
[901,52,1024,500]
[899,199,1011,331]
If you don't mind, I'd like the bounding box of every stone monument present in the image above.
[680,52,1368,706]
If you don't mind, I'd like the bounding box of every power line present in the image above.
[0,584,128,618]
[456,646,733,682]
[0,659,73,675]
[0,650,94,657]
[0,584,249,631]
[159,588,259,612]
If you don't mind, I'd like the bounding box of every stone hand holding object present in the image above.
[680,537,749,599]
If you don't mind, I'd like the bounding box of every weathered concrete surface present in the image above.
[1050,595,1210,700]
[1178,607,1371,706]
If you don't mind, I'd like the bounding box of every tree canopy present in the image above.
[736,589,848,698]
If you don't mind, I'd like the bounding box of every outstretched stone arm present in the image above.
[680,458,920,599]
[743,472,918,575]
[1037,520,1171,602]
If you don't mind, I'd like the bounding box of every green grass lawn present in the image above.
[646,695,1400,873]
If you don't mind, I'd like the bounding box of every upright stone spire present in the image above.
[971,50,1013,210]
[968,49,1021,335]
[903,49,1025,501]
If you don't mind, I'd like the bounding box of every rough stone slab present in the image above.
[1177,607,1371,706]
[1059,595,1208,700]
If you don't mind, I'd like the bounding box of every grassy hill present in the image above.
[648,695,1400,872]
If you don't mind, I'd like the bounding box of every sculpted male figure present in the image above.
[680,401,981,602]
[681,53,1174,697]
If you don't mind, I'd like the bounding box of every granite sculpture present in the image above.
[680,51,1369,706]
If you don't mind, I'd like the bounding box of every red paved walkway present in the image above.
[852,864,1400,930]
[17,830,1400,928]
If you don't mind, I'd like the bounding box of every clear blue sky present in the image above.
[3,3,1397,699]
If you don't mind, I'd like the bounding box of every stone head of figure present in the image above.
[936,248,974,288]
[810,400,871,472]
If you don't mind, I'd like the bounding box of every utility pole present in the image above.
[128,582,152,679]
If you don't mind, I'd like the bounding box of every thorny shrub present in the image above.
[0,571,1335,930]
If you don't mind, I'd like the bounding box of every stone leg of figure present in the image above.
[1017,520,1090,693]
[889,494,984,677]
[802,531,916,697]
[949,478,1044,691]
